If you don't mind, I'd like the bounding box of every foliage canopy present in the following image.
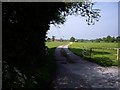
[3,1,100,88]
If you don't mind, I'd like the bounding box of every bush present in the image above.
[3,47,56,89]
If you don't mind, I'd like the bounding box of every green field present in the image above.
[46,41,119,66]
[46,41,69,48]
[68,42,118,66]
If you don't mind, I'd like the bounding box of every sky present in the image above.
[47,2,118,40]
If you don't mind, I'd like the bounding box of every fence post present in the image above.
[117,48,119,61]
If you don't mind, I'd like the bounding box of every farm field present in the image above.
[68,42,118,66]
[46,41,69,48]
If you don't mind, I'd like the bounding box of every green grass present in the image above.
[69,42,118,49]
[45,41,69,48]
[42,41,69,87]
[69,42,118,66]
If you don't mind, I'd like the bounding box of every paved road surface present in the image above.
[51,44,119,89]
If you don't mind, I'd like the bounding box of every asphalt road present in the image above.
[51,44,119,89]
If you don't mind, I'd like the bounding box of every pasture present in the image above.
[46,41,69,48]
[46,41,119,66]
[69,42,118,66]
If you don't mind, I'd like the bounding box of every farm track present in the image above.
[51,44,119,89]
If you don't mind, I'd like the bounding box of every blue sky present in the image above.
[47,2,118,40]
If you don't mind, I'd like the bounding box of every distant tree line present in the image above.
[77,35,120,42]
[47,35,120,43]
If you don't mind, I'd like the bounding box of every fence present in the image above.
[117,48,120,60]
[81,47,120,61]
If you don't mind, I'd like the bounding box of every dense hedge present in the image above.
[3,2,100,88]
[3,2,65,89]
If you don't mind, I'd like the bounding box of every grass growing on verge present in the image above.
[38,41,69,88]
[69,42,118,66]
[20,47,56,88]
[3,46,57,88]
[19,41,69,88]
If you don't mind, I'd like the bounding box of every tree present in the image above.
[106,35,113,42]
[3,3,68,88]
[70,37,75,42]
[116,36,120,42]
[3,1,100,88]
[60,38,63,42]
[95,38,102,42]
[103,37,107,42]
[80,39,84,42]
[52,36,55,41]
[47,37,51,42]
[111,37,116,42]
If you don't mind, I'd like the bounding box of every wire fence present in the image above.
[78,47,119,66]
[81,47,119,60]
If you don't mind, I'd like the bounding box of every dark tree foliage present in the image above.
[3,2,100,88]
[52,36,55,41]
[116,36,120,42]
[3,2,67,88]
[70,37,75,42]
[3,2,66,67]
